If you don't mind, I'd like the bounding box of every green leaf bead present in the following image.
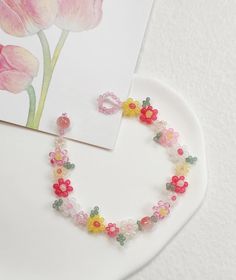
[142,97,151,108]
[52,199,63,211]
[166,183,175,191]
[137,220,142,231]
[186,156,198,165]
[153,132,162,143]
[151,215,158,223]
[63,162,70,169]
[63,162,75,169]
[116,233,126,246]
[90,206,100,217]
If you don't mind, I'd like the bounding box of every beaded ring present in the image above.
[51,94,197,246]
[97,92,122,115]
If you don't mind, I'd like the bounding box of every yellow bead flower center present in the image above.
[55,152,62,161]
[146,110,153,118]
[159,208,168,217]
[166,132,173,140]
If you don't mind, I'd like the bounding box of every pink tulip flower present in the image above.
[0,0,58,37]
[55,0,103,32]
[0,44,39,93]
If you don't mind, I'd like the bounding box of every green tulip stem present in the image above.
[33,30,69,129]
[51,30,69,71]
[26,85,36,128]
[33,30,52,129]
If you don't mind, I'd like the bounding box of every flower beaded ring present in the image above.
[50,96,198,246]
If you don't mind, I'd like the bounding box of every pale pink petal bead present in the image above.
[73,211,89,226]
[159,128,179,147]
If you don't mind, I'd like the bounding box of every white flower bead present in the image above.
[152,120,167,133]
[167,192,179,207]
[168,145,189,163]
[119,219,139,239]
[60,197,80,217]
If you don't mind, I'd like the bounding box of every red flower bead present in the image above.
[140,106,158,125]
[53,178,73,197]
[105,223,120,238]
[171,176,188,193]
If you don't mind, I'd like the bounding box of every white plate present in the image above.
[0,75,207,280]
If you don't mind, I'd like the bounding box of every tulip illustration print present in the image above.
[55,0,103,32]
[0,44,39,93]
[0,44,39,127]
[0,0,58,37]
[0,0,104,129]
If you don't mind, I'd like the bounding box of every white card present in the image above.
[0,0,153,149]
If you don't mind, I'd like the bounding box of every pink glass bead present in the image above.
[57,113,70,130]
[140,216,153,230]
[177,148,184,156]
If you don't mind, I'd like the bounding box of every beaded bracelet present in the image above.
[51,94,197,246]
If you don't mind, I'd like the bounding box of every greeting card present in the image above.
[0,0,153,149]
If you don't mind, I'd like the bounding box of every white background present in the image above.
[129,0,236,279]
[0,1,235,279]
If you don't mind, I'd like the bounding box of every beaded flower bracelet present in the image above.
[51,94,197,246]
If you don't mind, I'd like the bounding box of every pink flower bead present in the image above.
[159,128,179,147]
[152,201,171,220]
[49,148,68,166]
[73,211,89,226]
